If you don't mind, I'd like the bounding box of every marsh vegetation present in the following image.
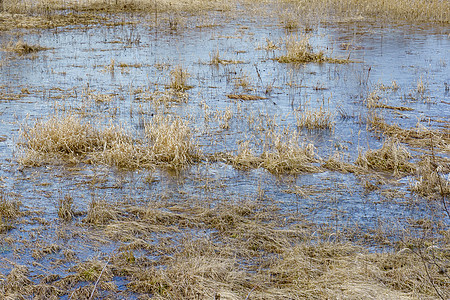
[0,0,449,299]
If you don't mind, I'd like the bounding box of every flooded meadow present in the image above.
[0,1,449,299]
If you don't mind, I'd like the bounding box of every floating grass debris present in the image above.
[226,94,267,101]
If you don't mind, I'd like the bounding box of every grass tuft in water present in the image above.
[296,106,335,130]
[277,34,349,64]
[58,195,74,222]
[356,139,415,176]
[5,40,47,55]
[19,114,200,171]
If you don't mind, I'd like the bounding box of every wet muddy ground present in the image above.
[0,3,449,299]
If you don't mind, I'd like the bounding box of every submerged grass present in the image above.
[2,196,448,299]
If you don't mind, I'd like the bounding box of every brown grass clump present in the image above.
[126,237,247,299]
[322,152,363,173]
[5,40,47,55]
[296,106,335,130]
[356,139,416,176]
[364,90,413,111]
[260,133,321,174]
[209,49,244,65]
[58,195,74,222]
[0,192,22,232]
[32,244,61,260]
[230,140,262,170]
[277,34,349,64]
[145,114,200,169]
[83,198,122,226]
[168,66,192,92]
[1,264,34,296]
[19,114,199,170]
[262,242,450,299]
[368,114,450,153]
[139,89,189,106]
[410,157,450,199]
[229,131,321,174]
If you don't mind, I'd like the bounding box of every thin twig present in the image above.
[89,256,111,300]
[245,286,257,300]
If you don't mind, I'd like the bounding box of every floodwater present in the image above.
[0,10,449,297]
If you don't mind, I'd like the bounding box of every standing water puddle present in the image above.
[0,5,449,299]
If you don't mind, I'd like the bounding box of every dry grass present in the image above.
[368,114,450,153]
[83,198,122,225]
[58,195,74,222]
[1,194,448,299]
[279,0,449,23]
[228,131,321,174]
[226,94,266,101]
[145,114,200,169]
[2,0,232,14]
[4,40,47,55]
[167,66,192,92]
[410,156,450,200]
[0,192,22,233]
[356,139,416,176]
[277,34,349,64]
[138,89,189,106]
[364,89,413,111]
[322,152,363,173]
[296,106,335,130]
[18,114,200,170]
[209,49,244,66]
